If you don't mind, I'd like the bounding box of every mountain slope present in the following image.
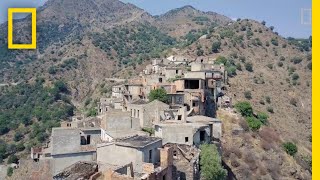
[155,5,232,38]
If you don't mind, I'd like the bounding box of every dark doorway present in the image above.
[87,135,91,144]
[200,131,205,142]
[149,150,153,163]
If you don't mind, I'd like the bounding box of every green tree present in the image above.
[235,102,253,117]
[7,155,18,164]
[246,116,262,131]
[7,167,13,177]
[214,56,228,65]
[283,142,298,156]
[200,144,227,180]
[257,112,269,125]
[212,41,221,53]
[148,88,169,103]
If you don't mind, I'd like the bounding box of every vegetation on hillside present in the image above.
[0,79,74,162]
[91,24,176,67]
[200,144,227,180]
[235,102,269,131]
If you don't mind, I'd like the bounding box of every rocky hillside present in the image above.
[0,0,311,179]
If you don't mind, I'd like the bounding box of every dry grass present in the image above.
[259,127,280,143]
[238,119,249,131]
[261,140,274,151]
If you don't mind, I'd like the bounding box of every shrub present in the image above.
[280,56,285,61]
[196,47,204,56]
[239,56,246,62]
[227,66,237,77]
[283,142,297,156]
[290,98,297,106]
[7,167,13,177]
[16,143,25,152]
[200,144,227,180]
[261,20,266,25]
[271,38,279,46]
[292,73,300,81]
[270,26,275,31]
[7,155,18,164]
[245,62,253,72]
[214,56,228,65]
[257,112,268,125]
[266,41,270,47]
[48,66,57,74]
[265,96,271,104]
[291,57,303,64]
[246,116,262,131]
[235,102,253,117]
[149,88,169,103]
[267,64,273,69]
[236,63,242,71]
[259,100,265,105]
[14,132,23,142]
[86,107,97,117]
[267,107,274,113]
[282,44,287,48]
[307,62,312,70]
[212,41,221,53]
[288,66,296,75]
[277,61,283,67]
[244,91,252,99]
[142,127,155,136]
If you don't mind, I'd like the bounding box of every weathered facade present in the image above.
[97,136,162,172]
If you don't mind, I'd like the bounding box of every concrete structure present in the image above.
[154,122,211,146]
[61,117,101,129]
[112,85,125,99]
[127,100,170,128]
[31,127,100,175]
[97,135,162,172]
[101,146,173,180]
[186,115,222,140]
[100,110,141,142]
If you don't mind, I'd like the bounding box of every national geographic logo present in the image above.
[7,8,37,49]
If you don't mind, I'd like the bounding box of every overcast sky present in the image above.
[0,0,311,38]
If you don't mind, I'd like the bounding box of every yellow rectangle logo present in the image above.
[8,8,37,49]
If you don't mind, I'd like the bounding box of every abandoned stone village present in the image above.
[23,55,232,179]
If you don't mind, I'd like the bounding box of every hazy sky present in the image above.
[0,0,311,38]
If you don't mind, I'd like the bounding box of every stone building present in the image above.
[100,110,141,142]
[154,122,211,146]
[97,135,163,172]
[100,146,173,180]
[127,100,170,128]
[31,127,100,175]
